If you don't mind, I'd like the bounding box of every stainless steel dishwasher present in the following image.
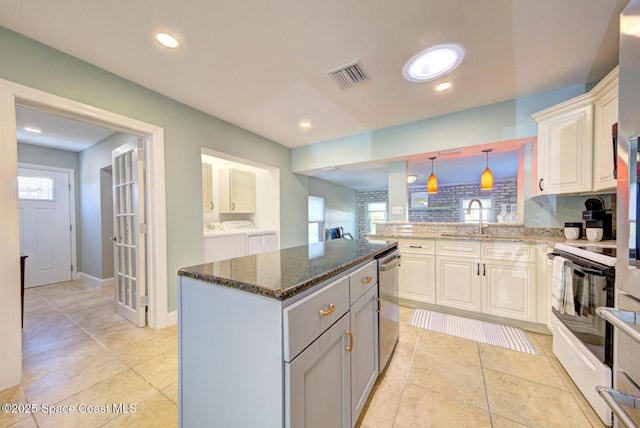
[377,249,401,372]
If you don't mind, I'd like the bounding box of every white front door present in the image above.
[18,167,72,287]
[112,139,147,327]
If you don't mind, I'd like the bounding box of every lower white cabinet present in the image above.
[203,233,246,262]
[398,240,436,303]
[435,240,537,323]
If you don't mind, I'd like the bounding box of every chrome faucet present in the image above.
[466,199,483,234]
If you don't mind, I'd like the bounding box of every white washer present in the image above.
[222,221,278,255]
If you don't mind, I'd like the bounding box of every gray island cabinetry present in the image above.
[177,239,396,428]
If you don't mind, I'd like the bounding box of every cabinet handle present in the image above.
[477,263,480,276]
[345,330,354,352]
[376,297,381,313]
[231,202,235,211]
[409,245,422,248]
[362,276,373,285]
[210,201,214,210]
[319,303,335,317]
[483,263,486,276]
[538,178,544,192]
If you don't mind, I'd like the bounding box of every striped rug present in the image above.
[409,309,539,355]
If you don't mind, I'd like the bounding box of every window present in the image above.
[308,196,325,243]
[18,176,55,200]
[461,198,492,223]
[367,202,387,234]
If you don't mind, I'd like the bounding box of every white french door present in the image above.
[112,139,147,327]
[18,167,72,287]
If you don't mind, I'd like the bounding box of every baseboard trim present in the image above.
[78,272,114,285]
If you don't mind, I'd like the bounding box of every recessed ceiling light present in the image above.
[24,127,42,134]
[298,120,312,129]
[403,43,465,83]
[435,82,452,92]
[156,32,180,49]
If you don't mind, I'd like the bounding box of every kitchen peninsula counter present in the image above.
[178,238,397,300]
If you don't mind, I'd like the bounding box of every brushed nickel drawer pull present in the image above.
[362,276,373,285]
[319,303,336,317]
[345,330,354,352]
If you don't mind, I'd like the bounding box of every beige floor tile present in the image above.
[4,414,38,428]
[394,382,492,428]
[414,329,481,367]
[162,382,178,406]
[33,370,158,428]
[54,293,112,317]
[358,373,406,428]
[407,353,488,411]
[382,343,415,379]
[529,332,553,356]
[22,323,90,359]
[478,342,566,390]
[32,282,88,298]
[22,337,106,384]
[23,350,128,405]
[490,414,529,427]
[0,386,31,428]
[484,368,592,427]
[109,332,177,367]
[133,347,178,391]
[102,392,178,428]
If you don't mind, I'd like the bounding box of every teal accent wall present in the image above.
[0,26,308,312]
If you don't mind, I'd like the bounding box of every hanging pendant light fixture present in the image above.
[427,156,438,194]
[480,149,494,190]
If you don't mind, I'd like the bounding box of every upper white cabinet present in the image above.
[532,66,618,196]
[219,168,255,213]
[202,162,213,212]
[592,67,619,192]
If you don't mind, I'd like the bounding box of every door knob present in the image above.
[110,236,117,242]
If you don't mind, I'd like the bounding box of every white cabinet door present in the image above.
[592,73,618,192]
[535,102,593,195]
[286,314,351,428]
[482,261,536,322]
[219,168,255,213]
[435,256,481,313]
[350,285,378,426]
[202,162,213,213]
[399,254,435,303]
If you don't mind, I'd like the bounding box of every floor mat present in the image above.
[409,308,539,355]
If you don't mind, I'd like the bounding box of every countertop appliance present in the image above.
[597,2,640,426]
[376,248,400,373]
[582,197,614,240]
[550,242,616,425]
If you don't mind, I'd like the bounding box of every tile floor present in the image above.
[1,279,606,427]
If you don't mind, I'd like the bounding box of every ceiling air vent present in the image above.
[327,61,370,89]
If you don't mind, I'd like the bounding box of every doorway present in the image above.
[18,165,75,287]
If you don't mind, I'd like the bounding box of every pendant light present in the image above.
[480,149,494,190]
[427,156,438,194]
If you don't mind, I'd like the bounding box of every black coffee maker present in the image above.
[582,197,613,240]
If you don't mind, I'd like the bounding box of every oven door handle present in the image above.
[547,253,607,276]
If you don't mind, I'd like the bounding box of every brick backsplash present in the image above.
[356,179,517,240]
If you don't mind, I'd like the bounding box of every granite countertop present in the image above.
[178,239,397,301]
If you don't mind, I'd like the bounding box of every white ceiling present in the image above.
[1,0,627,189]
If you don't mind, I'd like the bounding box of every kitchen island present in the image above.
[177,239,397,428]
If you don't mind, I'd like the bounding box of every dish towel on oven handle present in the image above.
[551,255,576,316]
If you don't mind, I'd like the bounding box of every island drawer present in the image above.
[399,239,435,254]
[283,275,350,362]
[349,260,377,304]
